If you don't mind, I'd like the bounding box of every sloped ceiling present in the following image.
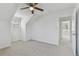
[40,3,76,12]
[16,3,76,15]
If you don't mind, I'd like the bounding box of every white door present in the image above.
[71,9,77,56]
[11,17,22,42]
[76,8,79,56]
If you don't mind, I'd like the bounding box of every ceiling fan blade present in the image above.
[20,7,29,10]
[25,3,30,6]
[29,3,33,6]
[31,10,34,14]
[33,3,38,6]
[34,7,44,11]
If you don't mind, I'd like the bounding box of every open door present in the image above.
[76,8,79,56]
[71,8,77,56]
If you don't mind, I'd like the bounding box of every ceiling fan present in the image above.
[20,3,44,14]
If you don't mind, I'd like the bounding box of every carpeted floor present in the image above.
[0,40,73,56]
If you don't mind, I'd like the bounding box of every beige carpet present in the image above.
[0,40,73,56]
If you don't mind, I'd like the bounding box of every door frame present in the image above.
[59,16,72,44]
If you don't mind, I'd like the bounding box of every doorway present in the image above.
[59,16,72,52]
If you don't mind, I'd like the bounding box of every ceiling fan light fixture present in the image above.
[21,3,44,14]
[29,7,34,11]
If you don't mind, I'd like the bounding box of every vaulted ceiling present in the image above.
[15,3,76,17]
[40,3,76,12]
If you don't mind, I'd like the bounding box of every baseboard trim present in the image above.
[0,44,11,50]
[31,39,59,46]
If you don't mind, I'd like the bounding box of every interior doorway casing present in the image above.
[59,16,72,44]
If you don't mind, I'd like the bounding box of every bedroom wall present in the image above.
[21,15,33,41]
[0,4,17,49]
[26,8,74,45]
[11,5,33,41]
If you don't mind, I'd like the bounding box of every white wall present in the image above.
[11,6,33,41]
[21,15,33,41]
[26,8,74,45]
[0,4,17,49]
